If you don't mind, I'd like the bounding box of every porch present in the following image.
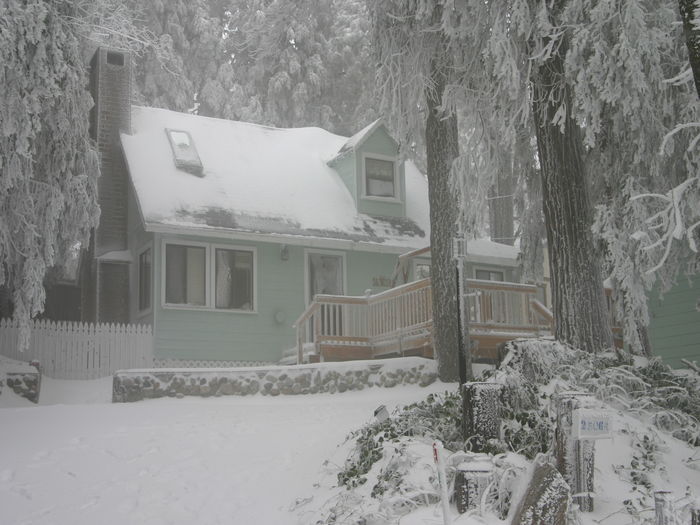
[293,277,555,364]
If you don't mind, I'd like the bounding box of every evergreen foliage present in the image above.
[0,0,100,347]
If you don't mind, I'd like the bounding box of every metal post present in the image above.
[453,235,470,386]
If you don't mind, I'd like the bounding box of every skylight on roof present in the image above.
[166,129,203,176]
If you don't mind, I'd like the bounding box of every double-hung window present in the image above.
[163,241,255,311]
[364,155,397,199]
[214,248,254,310]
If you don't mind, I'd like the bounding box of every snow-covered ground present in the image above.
[0,376,449,525]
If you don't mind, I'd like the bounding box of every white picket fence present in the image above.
[0,319,153,379]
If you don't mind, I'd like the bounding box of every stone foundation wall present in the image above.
[0,359,42,403]
[113,357,438,403]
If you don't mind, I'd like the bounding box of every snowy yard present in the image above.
[0,377,448,525]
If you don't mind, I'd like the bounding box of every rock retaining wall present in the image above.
[0,359,42,403]
[113,357,438,403]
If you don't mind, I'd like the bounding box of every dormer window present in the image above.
[166,129,203,176]
[363,154,398,199]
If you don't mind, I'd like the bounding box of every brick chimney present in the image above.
[89,47,131,254]
[84,47,132,323]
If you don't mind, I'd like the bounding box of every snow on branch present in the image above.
[631,176,700,273]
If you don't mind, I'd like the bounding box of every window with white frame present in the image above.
[364,156,397,198]
[214,248,253,310]
[163,242,255,311]
[138,247,152,311]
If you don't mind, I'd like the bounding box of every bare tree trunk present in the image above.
[426,31,465,382]
[531,26,614,353]
[679,0,700,99]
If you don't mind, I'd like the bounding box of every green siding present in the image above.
[648,274,700,368]
[151,233,399,363]
[408,259,519,283]
[332,153,357,201]
[356,126,405,218]
[127,187,154,325]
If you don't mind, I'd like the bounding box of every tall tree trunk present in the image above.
[488,152,515,246]
[531,30,614,353]
[426,36,467,382]
[679,0,700,99]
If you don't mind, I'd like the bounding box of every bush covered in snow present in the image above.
[307,338,700,524]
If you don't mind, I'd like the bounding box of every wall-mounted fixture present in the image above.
[280,244,289,261]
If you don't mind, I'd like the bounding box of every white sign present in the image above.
[572,409,613,440]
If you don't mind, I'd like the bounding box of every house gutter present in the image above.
[143,223,423,255]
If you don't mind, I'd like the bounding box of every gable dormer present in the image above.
[328,120,406,218]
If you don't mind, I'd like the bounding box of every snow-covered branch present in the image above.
[631,176,700,274]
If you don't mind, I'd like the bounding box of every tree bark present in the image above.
[531,28,614,353]
[426,33,465,382]
[488,153,515,246]
[679,0,700,99]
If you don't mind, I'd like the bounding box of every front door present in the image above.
[308,253,344,299]
[307,253,344,337]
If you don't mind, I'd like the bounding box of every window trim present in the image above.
[304,248,348,306]
[210,243,258,313]
[360,152,401,202]
[160,239,258,314]
[136,242,153,316]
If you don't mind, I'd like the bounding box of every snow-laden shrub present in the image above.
[338,390,463,490]
[496,339,700,446]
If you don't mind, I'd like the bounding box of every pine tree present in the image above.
[679,0,700,99]
[529,4,614,352]
[0,0,100,347]
[369,1,468,382]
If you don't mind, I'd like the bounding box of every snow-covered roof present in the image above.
[328,118,384,164]
[398,238,520,266]
[120,107,429,251]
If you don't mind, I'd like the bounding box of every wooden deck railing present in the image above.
[293,277,555,363]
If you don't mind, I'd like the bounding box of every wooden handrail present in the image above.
[307,294,368,305]
[293,301,320,328]
[397,245,431,262]
[294,275,558,364]
[529,298,554,325]
[465,279,538,293]
[368,278,431,303]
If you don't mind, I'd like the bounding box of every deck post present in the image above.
[296,329,303,365]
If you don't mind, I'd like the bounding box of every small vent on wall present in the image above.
[165,129,204,176]
[106,51,125,66]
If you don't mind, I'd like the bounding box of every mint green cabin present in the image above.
[63,48,523,366]
[117,106,434,364]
